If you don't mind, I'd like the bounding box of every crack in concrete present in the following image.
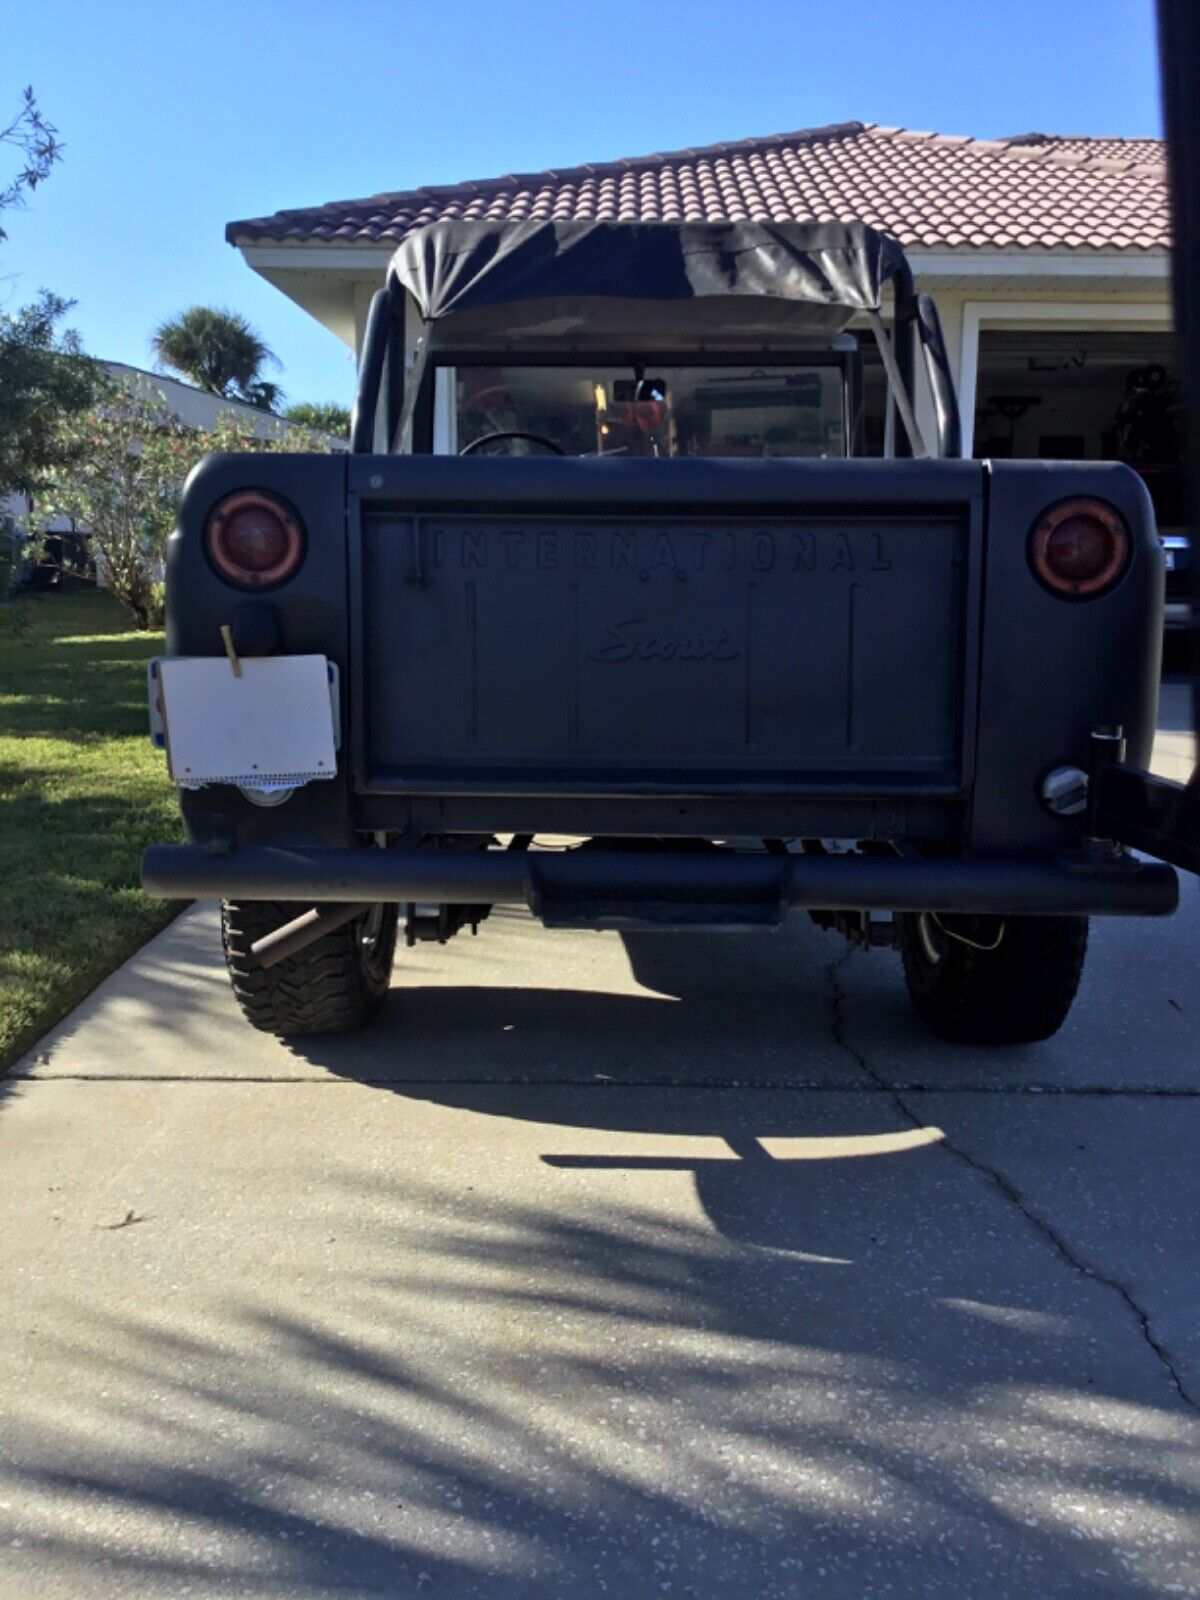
[824,945,1200,1417]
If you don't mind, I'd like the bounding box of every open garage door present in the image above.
[973,329,1192,641]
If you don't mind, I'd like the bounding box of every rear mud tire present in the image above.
[220,900,399,1037]
[895,912,1088,1045]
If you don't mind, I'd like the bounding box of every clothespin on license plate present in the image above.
[219,624,242,678]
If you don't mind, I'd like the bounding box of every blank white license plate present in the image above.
[149,655,338,788]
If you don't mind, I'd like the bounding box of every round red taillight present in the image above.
[206,491,304,587]
[1029,498,1129,598]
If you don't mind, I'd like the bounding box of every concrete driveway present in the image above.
[2,695,1198,1599]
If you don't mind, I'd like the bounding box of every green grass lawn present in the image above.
[0,587,180,1067]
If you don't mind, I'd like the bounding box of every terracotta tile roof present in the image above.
[228,122,1169,253]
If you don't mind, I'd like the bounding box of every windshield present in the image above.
[436,363,848,458]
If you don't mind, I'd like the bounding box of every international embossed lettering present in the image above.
[589,618,740,663]
[446,525,896,574]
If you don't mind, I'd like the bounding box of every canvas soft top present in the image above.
[387,218,911,344]
[356,216,936,451]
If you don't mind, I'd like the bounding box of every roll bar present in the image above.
[917,294,963,459]
[349,288,390,453]
[887,261,962,460]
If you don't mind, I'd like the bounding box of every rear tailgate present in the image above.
[349,457,984,795]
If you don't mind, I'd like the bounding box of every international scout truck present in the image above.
[142,220,1197,1044]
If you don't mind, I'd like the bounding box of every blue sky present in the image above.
[2,0,1163,409]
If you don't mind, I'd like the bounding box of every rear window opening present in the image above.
[434,362,850,459]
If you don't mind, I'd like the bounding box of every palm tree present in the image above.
[283,401,351,438]
[151,307,281,411]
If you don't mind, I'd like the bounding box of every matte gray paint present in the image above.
[157,450,1166,917]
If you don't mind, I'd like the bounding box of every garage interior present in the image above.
[971,329,1184,528]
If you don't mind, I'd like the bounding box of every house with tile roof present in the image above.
[228,120,1173,468]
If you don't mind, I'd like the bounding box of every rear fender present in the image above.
[165,452,355,849]
[970,460,1163,855]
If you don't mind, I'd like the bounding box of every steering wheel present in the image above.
[459,430,564,457]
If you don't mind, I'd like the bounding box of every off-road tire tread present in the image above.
[896,913,1088,1045]
[221,900,398,1037]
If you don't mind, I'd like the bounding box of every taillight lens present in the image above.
[206,491,304,588]
[1029,498,1129,598]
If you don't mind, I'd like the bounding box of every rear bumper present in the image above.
[141,844,1179,921]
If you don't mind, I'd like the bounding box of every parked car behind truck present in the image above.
[143,219,1193,1045]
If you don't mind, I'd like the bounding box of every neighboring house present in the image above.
[227,119,1174,488]
[3,361,344,586]
[98,360,341,441]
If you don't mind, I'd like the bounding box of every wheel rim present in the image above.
[357,904,391,979]
[916,912,946,966]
